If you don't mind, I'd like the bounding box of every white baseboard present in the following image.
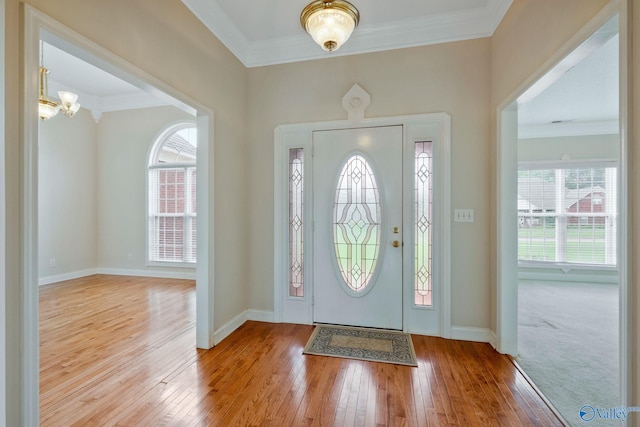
[212,310,276,345]
[247,310,275,323]
[450,326,493,343]
[39,268,99,286]
[96,267,196,280]
[213,310,248,345]
[39,267,197,286]
[489,330,498,350]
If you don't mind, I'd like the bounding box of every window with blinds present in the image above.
[148,124,197,264]
[517,165,617,266]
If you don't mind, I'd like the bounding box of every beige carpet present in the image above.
[517,281,619,426]
[303,324,417,367]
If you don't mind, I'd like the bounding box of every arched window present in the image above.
[148,123,197,264]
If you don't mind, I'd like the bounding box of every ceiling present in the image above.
[41,1,619,137]
[181,0,513,67]
[517,16,619,138]
[42,42,169,123]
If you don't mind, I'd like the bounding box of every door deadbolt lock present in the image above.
[393,226,399,234]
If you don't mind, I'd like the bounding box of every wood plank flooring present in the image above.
[40,275,563,426]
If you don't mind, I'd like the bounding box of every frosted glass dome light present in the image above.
[301,0,359,52]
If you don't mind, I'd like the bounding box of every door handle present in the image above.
[393,240,400,248]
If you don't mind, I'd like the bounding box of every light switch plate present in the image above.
[454,209,474,223]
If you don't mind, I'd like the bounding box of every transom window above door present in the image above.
[147,123,197,265]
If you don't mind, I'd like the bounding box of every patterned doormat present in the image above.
[303,324,417,367]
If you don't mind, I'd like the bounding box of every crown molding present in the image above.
[182,0,512,68]
[518,120,619,139]
[181,0,249,62]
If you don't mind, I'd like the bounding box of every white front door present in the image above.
[313,126,403,330]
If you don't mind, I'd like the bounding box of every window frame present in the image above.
[517,158,618,270]
[146,121,197,268]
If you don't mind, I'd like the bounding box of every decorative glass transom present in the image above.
[414,141,433,306]
[333,155,381,292]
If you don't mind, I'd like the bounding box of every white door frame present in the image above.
[495,0,630,411]
[274,113,451,338]
[22,6,215,424]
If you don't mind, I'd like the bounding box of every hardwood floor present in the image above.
[40,275,562,426]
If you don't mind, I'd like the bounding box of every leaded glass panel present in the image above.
[333,155,381,292]
[289,148,304,297]
[415,142,433,306]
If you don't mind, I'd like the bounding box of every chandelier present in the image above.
[38,42,80,120]
[300,0,360,52]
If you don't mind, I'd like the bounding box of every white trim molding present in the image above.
[96,268,197,280]
[39,268,197,286]
[38,269,99,286]
[213,310,276,346]
[213,311,247,345]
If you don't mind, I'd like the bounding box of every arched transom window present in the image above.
[148,123,197,264]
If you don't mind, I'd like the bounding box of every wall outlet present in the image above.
[454,209,475,223]
[49,258,56,268]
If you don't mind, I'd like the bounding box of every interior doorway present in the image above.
[497,11,627,426]
[515,16,620,424]
[23,7,214,423]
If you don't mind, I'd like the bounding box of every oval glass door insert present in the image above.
[333,154,381,293]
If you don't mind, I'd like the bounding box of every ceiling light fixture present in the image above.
[301,0,360,52]
[38,65,60,120]
[38,42,80,120]
[58,91,81,118]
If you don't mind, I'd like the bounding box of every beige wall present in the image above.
[38,108,97,279]
[96,106,194,274]
[518,133,619,162]
[38,105,198,281]
[248,39,493,329]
